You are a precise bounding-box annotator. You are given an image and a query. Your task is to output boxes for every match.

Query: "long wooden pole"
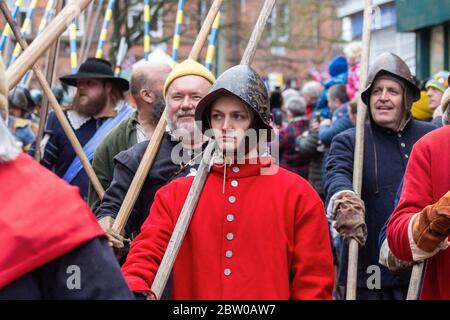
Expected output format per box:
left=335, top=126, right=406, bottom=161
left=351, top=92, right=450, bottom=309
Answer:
left=5, top=0, right=93, bottom=89
left=111, top=0, right=223, bottom=236
left=149, top=0, right=277, bottom=300
left=347, top=0, right=373, bottom=300
left=406, top=262, right=424, bottom=300
left=81, top=0, right=104, bottom=61
left=34, top=0, right=63, bottom=161
left=0, top=0, right=105, bottom=199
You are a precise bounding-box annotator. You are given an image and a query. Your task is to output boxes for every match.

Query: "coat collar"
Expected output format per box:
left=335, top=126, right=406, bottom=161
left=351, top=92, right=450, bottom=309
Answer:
left=210, top=156, right=276, bottom=178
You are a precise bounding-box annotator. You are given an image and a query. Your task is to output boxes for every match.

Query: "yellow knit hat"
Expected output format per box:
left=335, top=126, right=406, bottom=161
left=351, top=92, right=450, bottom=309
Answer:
left=163, top=59, right=215, bottom=97
left=0, top=57, right=8, bottom=120
left=411, top=91, right=433, bottom=121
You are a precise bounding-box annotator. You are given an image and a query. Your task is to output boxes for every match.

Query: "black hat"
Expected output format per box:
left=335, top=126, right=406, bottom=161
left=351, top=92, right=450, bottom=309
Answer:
left=59, top=57, right=129, bottom=91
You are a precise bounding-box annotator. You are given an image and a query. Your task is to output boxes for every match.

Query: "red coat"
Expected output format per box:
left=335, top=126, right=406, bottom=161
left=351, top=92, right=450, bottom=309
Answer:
left=122, top=157, right=334, bottom=300
left=387, top=125, right=450, bottom=300
left=0, top=153, right=105, bottom=288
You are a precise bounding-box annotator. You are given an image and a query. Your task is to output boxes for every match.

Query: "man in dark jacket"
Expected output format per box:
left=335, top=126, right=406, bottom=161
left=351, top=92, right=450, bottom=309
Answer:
left=95, top=59, right=215, bottom=253
left=324, top=52, right=436, bottom=300
left=28, top=58, right=133, bottom=201
left=88, top=61, right=172, bottom=214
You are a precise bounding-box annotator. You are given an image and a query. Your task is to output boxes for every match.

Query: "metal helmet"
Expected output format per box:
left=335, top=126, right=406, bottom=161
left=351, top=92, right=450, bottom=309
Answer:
left=8, top=87, right=33, bottom=113
left=195, top=65, right=272, bottom=134
left=361, top=52, right=420, bottom=108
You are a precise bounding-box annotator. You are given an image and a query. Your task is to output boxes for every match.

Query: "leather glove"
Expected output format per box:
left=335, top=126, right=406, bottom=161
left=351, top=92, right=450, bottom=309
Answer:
left=332, top=191, right=368, bottom=247
left=97, top=216, right=131, bottom=257
left=412, top=191, right=450, bottom=253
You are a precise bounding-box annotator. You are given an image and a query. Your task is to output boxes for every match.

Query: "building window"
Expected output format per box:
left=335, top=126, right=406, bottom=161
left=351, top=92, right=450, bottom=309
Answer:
left=430, top=25, right=445, bottom=74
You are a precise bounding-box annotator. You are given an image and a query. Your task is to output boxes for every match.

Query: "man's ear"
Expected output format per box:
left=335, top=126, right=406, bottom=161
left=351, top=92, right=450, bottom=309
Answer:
left=141, top=89, right=155, bottom=104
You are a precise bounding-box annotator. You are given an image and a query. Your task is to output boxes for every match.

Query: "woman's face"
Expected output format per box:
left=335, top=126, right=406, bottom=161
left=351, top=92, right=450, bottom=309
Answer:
left=210, top=95, right=253, bottom=156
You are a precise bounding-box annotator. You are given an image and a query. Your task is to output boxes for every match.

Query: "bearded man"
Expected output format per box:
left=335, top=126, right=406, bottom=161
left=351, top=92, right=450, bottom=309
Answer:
left=29, top=58, right=133, bottom=201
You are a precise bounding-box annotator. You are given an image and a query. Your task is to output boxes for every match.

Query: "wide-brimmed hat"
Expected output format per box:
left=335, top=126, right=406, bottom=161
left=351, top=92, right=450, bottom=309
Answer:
left=60, top=57, right=129, bottom=91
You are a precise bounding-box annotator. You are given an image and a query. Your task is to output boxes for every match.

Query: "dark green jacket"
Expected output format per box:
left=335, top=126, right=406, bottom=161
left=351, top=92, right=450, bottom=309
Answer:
left=88, top=111, right=139, bottom=212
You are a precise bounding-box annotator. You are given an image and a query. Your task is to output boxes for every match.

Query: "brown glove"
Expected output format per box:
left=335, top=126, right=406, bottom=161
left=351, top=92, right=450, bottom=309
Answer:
left=97, top=216, right=131, bottom=257
left=412, top=191, right=450, bottom=253
left=332, top=192, right=368, bottom=247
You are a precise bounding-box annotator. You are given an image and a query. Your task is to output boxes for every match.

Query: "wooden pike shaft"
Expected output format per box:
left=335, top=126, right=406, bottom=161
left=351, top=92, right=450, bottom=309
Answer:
left=188, top=0, right=221, bottom=60
left=0, top=0, right=105, bottom=199
left=150, top=140, right=216, bottom=299
left=240, top=0, right=276, bottom=66
left=35, top=0, right=63, bottom=161
left=149, top=0, right=278, bottom=299
left=5, top=0, right=93, bottom=89
left=406, top=262, right=424, bottom=300
left=111, top=0, right=224, bottom=236
left=347, top=0, right=373, bottom=301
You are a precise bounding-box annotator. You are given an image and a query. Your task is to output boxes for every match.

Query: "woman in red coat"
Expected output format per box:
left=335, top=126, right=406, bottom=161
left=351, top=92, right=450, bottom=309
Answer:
left=121, top=65, right=334, bottom=300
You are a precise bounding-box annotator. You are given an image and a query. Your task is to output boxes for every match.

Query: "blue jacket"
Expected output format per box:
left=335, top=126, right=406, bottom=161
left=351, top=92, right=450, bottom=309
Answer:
left=316, top=56, right=348, bottom=119
left=324, top=119, right=436, bottom=289
left=319, top=103, right=353, bottom=146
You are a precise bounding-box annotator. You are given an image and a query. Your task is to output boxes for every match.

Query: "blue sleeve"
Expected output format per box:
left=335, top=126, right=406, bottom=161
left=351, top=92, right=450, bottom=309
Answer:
left=378, top=178, right=404, bottom=249
left=323, top=131, right=355, bottom=206
left=29, top=112, right=60, bottom=169
left=319, top=116, right=353, bottom=146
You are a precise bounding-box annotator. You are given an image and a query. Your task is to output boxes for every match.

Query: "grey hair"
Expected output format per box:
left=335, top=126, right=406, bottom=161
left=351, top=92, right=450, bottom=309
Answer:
left=0, top=116, right=22, bottom=163
left=443, top=104, right=450, bottom=126
left=286, top=96, right=306, bottom=117
left=301, top=81, right=323, bottom=99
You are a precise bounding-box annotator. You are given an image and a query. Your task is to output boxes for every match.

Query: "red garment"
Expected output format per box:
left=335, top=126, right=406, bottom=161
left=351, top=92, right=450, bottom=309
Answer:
left=387, top=126, right=450, bottom=300
left=0, top=153, right=105, bottom=288
left=122, top=157, right=334, bottom=300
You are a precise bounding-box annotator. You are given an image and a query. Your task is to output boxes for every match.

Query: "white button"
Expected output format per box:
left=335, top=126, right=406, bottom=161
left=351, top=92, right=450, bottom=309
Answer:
left=232, top=167, right=240, bottom=173
left=226, top=250, right=233, bottom=258
left=231, top=180, right=238, bottom=187
left=227, top=214, right=235, bottom=222
left=398, top=133, right=402, bottom=138
left=405, top=154, right=409, bottom=159
left=401, top=143, right=406, bottom=148
left=226, top=233, right=234, bottom=241
left=229, top=196, right=236, bottom=204
left=224, top=268, right=232, bottom=276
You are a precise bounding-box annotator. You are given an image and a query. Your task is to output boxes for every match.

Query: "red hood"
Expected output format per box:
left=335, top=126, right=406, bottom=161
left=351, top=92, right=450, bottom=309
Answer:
left=0, top=153, right=105, bottom=288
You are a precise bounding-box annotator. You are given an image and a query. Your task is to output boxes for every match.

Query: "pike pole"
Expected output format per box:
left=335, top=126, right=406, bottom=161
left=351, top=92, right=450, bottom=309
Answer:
left=34, top=0, right=64, bottom=162
left=347, top=0, right=373, bottom=300
left=0, top=0, right=105, bottom=199
left=5, top=0, right=94, bottom=89
left=149, top=0, right=278, bottom=300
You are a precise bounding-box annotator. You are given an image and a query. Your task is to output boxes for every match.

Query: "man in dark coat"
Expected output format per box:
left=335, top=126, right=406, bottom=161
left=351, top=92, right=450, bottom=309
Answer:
left=324, top=52, right=436, bottom=300
left=28, top=58, right=133, bottom=201
left=95, top=59, right=215, bottom=253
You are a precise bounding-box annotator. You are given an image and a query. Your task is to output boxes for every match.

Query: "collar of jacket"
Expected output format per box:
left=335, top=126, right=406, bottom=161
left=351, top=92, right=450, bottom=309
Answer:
left=210, top=156, right=276, bottom=179
left=370, top=116, right=412, bottom=135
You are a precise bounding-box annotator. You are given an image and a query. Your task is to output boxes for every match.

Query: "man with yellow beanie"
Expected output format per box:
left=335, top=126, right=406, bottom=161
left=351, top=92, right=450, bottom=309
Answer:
left=95, top=59, right=214, bottom=274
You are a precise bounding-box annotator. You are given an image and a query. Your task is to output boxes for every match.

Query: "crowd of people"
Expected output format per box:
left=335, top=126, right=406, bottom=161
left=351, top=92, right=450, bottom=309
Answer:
left=1, top=40, right=449, bottom=300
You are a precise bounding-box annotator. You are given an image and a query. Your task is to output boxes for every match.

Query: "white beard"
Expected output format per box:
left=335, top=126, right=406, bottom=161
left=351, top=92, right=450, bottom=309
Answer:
left=0, top=116, right=22, bottom=163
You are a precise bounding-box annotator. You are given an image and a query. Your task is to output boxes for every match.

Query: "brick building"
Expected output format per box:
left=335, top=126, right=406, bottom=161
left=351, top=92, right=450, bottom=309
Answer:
left=1, top=0, right=343, bottom=91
